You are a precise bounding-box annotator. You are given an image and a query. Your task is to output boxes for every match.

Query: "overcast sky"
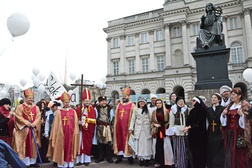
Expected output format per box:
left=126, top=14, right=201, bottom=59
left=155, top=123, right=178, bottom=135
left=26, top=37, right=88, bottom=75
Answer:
left=0, top=0, right=162, bottom=88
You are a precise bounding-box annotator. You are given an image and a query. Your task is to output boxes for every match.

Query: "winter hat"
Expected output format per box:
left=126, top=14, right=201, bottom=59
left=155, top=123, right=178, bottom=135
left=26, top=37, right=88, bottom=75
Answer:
left=0, top=98, right=11, bottom=106
left=220, top=85, right=232, bottom=95
left=150, top=93, right=157, bottom=99
left=138, top=96, right=146, bottom=103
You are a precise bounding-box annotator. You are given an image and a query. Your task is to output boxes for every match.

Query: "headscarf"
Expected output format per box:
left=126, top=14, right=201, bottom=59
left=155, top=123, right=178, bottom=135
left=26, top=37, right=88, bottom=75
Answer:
left=0, top=98, right=11, bottom=117
left=0, top=106, right=10, bottom=118
left=193, top=96, right=207, bottom=111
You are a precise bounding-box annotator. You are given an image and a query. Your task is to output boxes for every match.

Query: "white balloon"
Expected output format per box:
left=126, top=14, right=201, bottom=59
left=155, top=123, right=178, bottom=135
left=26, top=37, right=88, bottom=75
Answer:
left=38, top=74, right=45, bottom=82
left=68, top=90, right=73, bottom=95
left=33, top=78, right=40, bottom=87
left=38, top=85, right=45, bottom=93
left=101, top=77, right=106, bottom=84
left=32, top=67, right=40, bottom=76
left=7, top=13, right=30, bottom=37
left=4, top=82, right=11, bottom=90
left=19, top=78, right=27, bottom=87
left=243, top=68, right=252, bottom=83
left=31, top=74, right=36, bottom=81
left=0, top=90, right=7, bottom=98
left=69, top=73, right=76, bottom=81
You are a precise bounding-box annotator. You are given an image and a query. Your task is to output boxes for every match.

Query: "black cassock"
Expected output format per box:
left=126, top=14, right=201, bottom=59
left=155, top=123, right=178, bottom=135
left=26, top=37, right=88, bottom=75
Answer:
left=206, top=105, right=225, bottom=168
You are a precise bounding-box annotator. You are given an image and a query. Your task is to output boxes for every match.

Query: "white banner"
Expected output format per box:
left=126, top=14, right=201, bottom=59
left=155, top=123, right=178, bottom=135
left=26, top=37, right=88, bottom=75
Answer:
left=70, top=87, right=79, bottom=106
left=45, top=71, right=66, bottom=99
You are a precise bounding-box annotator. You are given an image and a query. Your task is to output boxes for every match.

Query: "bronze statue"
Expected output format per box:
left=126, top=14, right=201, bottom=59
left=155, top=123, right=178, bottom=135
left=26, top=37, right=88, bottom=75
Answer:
left=199, top=3, right=223, bottom=49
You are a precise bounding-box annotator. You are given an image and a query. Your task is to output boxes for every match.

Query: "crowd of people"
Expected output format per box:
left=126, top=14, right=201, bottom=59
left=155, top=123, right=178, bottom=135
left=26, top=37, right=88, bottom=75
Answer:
left=0, top=85, right=252, bottom=168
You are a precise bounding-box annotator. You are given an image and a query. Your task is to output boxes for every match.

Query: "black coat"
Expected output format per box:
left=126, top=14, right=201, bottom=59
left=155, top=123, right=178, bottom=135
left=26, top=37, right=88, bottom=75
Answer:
left=186, top=103, right=207, bottom=168
left=0, top=113, right=10, bottom=136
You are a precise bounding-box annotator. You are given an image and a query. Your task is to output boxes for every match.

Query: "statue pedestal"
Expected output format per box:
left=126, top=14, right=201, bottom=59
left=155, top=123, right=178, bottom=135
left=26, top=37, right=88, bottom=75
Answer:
left=192, top=47, right=232, bottom=90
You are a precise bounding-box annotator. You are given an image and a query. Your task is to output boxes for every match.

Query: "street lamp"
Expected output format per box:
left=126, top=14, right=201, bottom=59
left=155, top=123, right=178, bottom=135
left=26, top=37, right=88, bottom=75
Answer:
left=92, top=91, right=95, bottom=104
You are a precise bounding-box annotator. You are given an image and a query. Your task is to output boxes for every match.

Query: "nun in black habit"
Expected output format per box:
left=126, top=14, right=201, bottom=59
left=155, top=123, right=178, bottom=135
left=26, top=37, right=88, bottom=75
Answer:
left=184, top=96, right=207, bottom=168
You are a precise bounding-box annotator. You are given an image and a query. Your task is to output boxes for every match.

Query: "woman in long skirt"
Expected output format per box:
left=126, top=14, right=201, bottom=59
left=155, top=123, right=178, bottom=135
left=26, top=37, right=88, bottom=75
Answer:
left=129, top=96, right=152, bottom=166
left=151, top=99, right=174, bottom=167
left=169, top=96, right=189, bottom=168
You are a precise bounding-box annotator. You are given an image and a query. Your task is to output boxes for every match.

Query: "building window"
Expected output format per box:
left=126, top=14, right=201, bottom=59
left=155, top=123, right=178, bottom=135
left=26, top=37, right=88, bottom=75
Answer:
left=231, top=42, right=243, bottom=63
left=156, top=30, right=163, bottom=41
left=113, top=37, right=119, bottom=48
left=113, top=62, right=119, bottom=75
left=142, top=58, right=149, bottom=73
left=141, top=33, right=148, bottom=44
left=157, top=56, right=165, bottom=71
left=173, top=27, right=181, bottom=37
left=128, top=35, right=135, bottom=46
left=229, top=17, right=237, bottom=30
left=128, top=60, right=135, bottom=74
left=192, top=24, right=199, bottom=36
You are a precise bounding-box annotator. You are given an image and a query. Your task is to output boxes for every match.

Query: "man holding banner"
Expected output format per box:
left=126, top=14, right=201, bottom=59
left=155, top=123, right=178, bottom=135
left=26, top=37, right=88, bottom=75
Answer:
left=12, top=88, right=41, bottom=167
left=75, top=88, right=96, bottom=166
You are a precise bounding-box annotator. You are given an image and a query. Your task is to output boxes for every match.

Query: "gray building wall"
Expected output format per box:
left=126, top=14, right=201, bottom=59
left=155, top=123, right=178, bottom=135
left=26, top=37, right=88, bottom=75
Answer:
left=104, top=0, right=252, bottom=104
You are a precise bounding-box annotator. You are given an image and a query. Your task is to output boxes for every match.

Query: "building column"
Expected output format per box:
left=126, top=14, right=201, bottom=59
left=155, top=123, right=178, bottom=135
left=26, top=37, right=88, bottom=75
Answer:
left=148, top=30, right=155, bottom=71
left=244, top=8, right=252, bottom=59
left=164, top=23, right=172, bottom=67
left=134, top=33, right=141, bottom=73
left=181, top=20, right=189, bottom=65
left=120, top=35, right=126, bottom=74
left=240, top=12, right=250, bottom=62
left=106, top=37, right=112, bottom=75
left=186, top=22, right=193, bottom=65
left=222, top=16, right=229, bottom=48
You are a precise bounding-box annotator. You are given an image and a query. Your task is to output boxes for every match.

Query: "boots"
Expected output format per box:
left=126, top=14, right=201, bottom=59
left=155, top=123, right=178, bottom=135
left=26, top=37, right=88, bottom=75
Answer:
left=91, top=145, right=99, bottom=160
left=95, top=144, right=104, bottom=163
left=114, top=155, right=123, bottom=164
left=105, top=144, right=114, bottom=163
left=139, top=160, right=144, bottom=166
left=128, top=157, right=133, bottom=164
left=144, top=160, right=150, bottom=167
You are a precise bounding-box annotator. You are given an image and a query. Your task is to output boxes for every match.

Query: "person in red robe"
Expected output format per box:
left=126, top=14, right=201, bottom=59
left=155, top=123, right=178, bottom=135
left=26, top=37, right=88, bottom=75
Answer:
left=0, top=98, right=14, bottom=146
left=113, top=86, right=136, bottom=164
left=75, top=88, right=96, bottom=166
left=46, top=92, right=79, bottom=168
left=220, top=88, right=251, bottom=168
left=12, top=88, right=41, bottom=167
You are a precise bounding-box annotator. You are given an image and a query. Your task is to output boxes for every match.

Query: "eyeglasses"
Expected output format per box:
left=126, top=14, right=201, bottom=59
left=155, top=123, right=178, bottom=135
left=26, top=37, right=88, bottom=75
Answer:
left=192, top=100, right=196, bottom=102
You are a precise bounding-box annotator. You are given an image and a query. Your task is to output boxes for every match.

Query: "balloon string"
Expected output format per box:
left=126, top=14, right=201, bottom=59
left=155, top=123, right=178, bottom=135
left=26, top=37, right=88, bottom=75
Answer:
left=0, top=37, right=13, bottom=57
left=0, top=48, right=6, bottom=57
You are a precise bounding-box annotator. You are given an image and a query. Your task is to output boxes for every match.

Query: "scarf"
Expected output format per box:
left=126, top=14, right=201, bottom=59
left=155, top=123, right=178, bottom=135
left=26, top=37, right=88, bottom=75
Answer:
left=0, top=106, right=10, bottom=118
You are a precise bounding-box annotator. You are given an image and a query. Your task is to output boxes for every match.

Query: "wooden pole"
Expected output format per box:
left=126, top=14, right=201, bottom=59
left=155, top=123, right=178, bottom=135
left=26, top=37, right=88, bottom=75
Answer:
left=70, top=74, right=94, bottom=107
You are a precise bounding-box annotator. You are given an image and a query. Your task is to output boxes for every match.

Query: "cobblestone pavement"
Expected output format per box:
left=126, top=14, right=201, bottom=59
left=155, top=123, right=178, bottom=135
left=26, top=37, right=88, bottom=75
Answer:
left=29, top=157, right=156, bottom=168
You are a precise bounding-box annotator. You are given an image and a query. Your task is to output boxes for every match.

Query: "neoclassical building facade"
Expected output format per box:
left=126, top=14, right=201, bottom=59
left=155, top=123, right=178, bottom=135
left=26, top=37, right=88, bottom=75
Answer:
left=103, top=0, right=252, bottom=103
